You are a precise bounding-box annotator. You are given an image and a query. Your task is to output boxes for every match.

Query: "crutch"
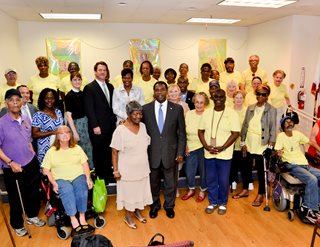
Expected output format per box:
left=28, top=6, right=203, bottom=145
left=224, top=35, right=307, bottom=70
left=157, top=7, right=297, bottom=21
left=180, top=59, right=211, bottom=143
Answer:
left=0, top=199, right=16, bottom=246
left=263, top=156, right=271, bottom=212
left=16, top=180, right=32, bottom=238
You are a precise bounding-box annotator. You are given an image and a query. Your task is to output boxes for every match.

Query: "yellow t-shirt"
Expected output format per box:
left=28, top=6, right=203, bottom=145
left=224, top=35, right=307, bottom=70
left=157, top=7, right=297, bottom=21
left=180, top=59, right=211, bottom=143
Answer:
left=135, top=77, right=157, bottom=104
left=269, top=83, right=289, bottom=109
left=234, top=107, right=247, bottom=151
left=0, top=83, right=20, bottom=108
left=198, top=107, right=240, bottom=160
left=244, top=91, right=257, bottom=107
left=194, top=81, right=211, bottom=98
left=185, top=110, right=203, bottom=152
left=59, top=75, right=89, bottom=93
left=28, top=74, right=60, bottom=106
left=190, top=78, right=210, bottom=92
left=275, top=130, right=309, bottom=165
left=42, top=145, right=88, bottom=181
left=219, top=71, right=244, bottom=91
left=242, top=67, right=268, bottom=93
left=225, top=95, right=234, bottom=108
left=245, top=106, right=267, bottom=155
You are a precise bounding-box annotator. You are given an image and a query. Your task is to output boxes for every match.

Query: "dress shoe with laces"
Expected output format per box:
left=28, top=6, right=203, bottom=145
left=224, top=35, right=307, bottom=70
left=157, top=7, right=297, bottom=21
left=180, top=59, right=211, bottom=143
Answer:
left=149, top=208, right=159, bottom=219
left=165, top=208, right=175, bottom=219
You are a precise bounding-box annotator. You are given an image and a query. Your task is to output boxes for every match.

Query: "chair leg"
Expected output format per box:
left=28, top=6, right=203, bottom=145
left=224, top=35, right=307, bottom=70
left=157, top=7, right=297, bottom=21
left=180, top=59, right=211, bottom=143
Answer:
left=311, top=222, right=320, bottom=247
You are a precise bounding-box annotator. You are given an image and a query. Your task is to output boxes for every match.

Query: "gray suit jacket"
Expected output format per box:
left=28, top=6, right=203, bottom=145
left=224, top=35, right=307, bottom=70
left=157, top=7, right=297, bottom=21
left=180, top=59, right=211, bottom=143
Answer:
left=142, top=101, right=186, bottom=169
left=0, top=103, right=38, bottom=120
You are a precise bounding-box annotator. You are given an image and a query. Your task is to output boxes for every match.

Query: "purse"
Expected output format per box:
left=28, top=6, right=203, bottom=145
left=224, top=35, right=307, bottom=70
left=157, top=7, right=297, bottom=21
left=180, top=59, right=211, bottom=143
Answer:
left=93, top=177, right=108, bottom=213
left=148, top=233, right=165, bottom=246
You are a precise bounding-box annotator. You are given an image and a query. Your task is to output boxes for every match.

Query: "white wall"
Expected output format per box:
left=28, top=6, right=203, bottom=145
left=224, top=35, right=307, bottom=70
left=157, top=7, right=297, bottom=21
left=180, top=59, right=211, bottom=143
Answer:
left=18, top=22, right=248, bottom=83
left=0, top=10, right=21, bottom=85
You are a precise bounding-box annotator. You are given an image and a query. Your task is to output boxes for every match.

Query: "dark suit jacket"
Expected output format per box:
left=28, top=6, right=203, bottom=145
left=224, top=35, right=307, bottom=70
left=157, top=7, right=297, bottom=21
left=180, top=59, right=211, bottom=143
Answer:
left=83, top=80, right=116, bottom=135
left=143, top=101, right=186, bottom=169
left=185, top=90, right=195, bottom=110
left=0, top=103, right=38, bottom=119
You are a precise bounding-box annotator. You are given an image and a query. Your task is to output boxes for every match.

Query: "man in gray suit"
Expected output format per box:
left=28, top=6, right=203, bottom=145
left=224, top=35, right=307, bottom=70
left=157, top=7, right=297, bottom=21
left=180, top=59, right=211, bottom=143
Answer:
left=142, top=81, right=186, bottom=219
left=0, top=85, right=37, bottom=119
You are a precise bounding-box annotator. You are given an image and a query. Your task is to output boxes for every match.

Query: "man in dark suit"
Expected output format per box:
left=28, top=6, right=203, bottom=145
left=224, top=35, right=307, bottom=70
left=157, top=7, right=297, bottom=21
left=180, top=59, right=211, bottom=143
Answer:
left=143, top=81, right=186, bottom=219
left=84, top=61, right=116, bottom=183
left=177, top=76, right=195, bottom=110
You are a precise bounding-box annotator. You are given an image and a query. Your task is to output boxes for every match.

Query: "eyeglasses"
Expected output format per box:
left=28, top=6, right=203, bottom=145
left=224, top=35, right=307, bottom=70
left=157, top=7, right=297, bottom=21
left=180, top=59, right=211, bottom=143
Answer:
left=256, top=92, right=268, bottom=97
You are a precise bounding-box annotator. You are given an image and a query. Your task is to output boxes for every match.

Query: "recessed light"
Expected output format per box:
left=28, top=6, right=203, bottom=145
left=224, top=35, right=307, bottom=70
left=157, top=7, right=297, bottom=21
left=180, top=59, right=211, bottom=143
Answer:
left=186, top=17, right=240, bottom=24
left=117, top=2, right=127, bottom=6
left=218, top=0, right=296, bottom=8
left=39, top=13, right=101, bottom=20
left=187, top=7, right=197, bottom=11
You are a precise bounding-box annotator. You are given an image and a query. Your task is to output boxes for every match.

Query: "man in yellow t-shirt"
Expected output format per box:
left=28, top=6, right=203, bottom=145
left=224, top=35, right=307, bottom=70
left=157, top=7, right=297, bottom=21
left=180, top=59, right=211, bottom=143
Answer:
left=60, top=62, right=89, bottom=93
left=219, top=57, right=243, bottom=92
left=0, top=68, right=20, bottom=108
left=275, top=116, right=320, bottom=224
left=198, top=89, right=240, bottom=215
left=242, top=55, right=268, bottom=94
left=112, top=60, right=139, bottom=89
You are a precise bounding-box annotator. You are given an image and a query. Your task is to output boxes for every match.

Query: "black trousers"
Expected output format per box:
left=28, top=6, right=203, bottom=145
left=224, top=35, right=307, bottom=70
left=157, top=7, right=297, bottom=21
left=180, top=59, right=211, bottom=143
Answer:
left=150, top=162, right=177, bottom=210
left=89, top=132, right=113, bottom=183
left=243, top=153, right=265, bottom=194
left=3, top=156, right=41, bottom=229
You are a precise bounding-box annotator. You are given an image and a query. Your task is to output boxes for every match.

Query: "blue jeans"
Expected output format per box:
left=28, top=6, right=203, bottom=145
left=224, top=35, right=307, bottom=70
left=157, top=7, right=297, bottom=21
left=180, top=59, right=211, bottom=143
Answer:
left=184, top=148, right=207, bottom=190
left=287, top=164, right=320, bottom=210
left=56, top=174, right=88, bottom=216
left=205, top=158, right=231, bottom=205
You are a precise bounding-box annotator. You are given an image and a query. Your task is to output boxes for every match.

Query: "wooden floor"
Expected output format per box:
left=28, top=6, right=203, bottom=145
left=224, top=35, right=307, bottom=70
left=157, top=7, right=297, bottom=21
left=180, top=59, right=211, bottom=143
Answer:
left=0, top=182, right=317, bottom=247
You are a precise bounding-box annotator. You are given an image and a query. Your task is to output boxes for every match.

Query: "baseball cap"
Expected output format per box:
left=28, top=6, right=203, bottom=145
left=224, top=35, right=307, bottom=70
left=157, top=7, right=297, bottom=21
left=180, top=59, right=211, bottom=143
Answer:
left=224, top=57, right=235, bottom=64
left=209, top=80, right=220, bottom=88
left=5, top=89, right=22, bottom=100
left=4, top=68, right=17, bottom=75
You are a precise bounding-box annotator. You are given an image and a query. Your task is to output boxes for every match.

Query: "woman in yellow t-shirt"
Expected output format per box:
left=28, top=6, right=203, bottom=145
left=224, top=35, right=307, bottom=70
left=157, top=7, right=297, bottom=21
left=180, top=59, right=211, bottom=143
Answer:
left=182, top=92, right=209, bottom=202
left=225, top=80, right=238, bottom=108
left=269, top=70, right=291, bottom=131
left=245, top=76, right=262, bottom=107
left=42, top=126, right=94, bottom=235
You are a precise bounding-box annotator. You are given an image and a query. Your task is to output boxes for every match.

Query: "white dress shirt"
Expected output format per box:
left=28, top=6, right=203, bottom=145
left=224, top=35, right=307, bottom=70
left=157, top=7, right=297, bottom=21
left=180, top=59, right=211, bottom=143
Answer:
left=96, top=79, right=110, bottom=104
left=154, top=100, right=168, bottom=124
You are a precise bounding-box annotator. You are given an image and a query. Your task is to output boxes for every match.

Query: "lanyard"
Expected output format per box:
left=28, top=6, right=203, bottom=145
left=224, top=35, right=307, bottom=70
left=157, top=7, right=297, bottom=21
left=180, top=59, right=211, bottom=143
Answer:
left=210, top=108, right=225, bottom=139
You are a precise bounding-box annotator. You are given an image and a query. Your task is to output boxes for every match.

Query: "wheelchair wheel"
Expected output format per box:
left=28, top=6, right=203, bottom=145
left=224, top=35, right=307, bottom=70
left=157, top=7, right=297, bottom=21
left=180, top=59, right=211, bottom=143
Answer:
left=57, top=226, right=71, bottom=240
left=288, top=209, right=295, bottom=221
left=272, top=190, right=288, bottom=211
left=94, top=216, right=106, bottom=229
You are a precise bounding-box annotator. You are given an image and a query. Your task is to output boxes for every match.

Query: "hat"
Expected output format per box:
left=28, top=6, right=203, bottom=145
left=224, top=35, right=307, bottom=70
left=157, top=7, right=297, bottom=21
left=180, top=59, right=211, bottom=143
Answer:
left=209, top=80, right=220, bottom=88
left=280, top=115, right=292, bottom=131
left=224, top=57, right=235, bottom=64
left=5, top=89, right=22, bottom=100
left=4, top=68, right=17, bottom=75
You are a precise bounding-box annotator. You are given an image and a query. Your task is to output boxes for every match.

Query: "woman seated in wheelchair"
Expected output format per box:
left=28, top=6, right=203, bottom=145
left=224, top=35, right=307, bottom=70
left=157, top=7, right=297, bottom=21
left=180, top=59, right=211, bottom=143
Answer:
left=42, top=125, right=94, bottom=235
left=275, top=115, right=320, bottom=224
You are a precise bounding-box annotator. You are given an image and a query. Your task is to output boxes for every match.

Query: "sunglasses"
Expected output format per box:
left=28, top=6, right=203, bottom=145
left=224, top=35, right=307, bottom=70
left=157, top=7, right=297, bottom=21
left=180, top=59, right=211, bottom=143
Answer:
left=256, top=92, right=268, bottom=97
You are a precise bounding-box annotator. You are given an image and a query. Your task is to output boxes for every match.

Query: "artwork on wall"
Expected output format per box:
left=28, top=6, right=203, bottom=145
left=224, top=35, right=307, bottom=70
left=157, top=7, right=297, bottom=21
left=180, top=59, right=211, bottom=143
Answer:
left=129, top=38, right=160, bottom=75
left=198, top=39, right=226, bottom=74
left=46, top=38, right=81, bottom=78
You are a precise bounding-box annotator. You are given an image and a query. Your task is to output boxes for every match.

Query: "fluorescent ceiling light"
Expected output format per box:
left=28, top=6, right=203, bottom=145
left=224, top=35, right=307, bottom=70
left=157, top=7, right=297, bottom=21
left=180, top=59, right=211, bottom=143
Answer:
left=218, top=0, right=296, bottom=8
left=40, top=13, right=101, bottom=20
left=186, top=18, right=240, bottom=24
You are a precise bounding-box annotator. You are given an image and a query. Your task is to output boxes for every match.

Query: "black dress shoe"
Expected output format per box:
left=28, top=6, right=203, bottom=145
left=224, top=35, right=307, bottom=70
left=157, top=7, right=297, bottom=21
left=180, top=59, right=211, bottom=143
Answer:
left=165, top=208, right=175, bottom=219
left=149, top=208, right=159, bottom=219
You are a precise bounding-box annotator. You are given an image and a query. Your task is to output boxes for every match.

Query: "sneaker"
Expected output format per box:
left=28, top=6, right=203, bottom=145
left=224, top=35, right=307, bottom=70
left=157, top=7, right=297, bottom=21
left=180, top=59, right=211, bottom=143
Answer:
left=232, top=182, right=237, bottom=190
left=205, top=204, right=218, bottom=214
left=300, top=204, right=318, bottom=224
left=14, top=227, right=28, bottom=237
left=26, top=217, right=46, bottom=227
left=218, top=205, right=227, bottom=215
left=248, top=183, right=254, bottom=191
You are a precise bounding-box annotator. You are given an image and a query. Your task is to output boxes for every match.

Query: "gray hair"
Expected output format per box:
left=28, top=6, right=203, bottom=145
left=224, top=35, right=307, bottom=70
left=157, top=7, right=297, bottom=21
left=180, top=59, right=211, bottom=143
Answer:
left=126, top=100, right=143, bottom=115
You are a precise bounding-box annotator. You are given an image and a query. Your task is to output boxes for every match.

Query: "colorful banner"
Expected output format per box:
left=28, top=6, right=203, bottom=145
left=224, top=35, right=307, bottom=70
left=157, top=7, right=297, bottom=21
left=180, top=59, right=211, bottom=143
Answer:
left=198, top=39, right=226, bottom=75
left=129, top=38, right=160, bottom=75
left=46, top=38, right=81, bottom=78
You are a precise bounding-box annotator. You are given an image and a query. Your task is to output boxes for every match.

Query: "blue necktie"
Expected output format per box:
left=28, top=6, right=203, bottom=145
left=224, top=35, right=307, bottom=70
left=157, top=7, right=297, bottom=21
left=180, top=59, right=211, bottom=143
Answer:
left=158, top=104, right=164, bottom=134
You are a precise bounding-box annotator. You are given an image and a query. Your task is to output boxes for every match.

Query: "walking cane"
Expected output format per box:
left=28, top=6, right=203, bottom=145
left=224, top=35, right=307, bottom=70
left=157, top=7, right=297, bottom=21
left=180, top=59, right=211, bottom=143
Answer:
left=0, top=199, right=16, bottom=247
left=263, top=156, right=271, bottom=212
left=16, top=180, right=32, bottom=238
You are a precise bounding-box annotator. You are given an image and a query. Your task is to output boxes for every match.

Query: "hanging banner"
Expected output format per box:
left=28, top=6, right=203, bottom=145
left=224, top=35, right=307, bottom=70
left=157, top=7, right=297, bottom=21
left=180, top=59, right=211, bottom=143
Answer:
left=46, top=38, right=81, bottom=78
left=129, top=38, right=160, bottom=75
left=198, top=39, right=226, bottom=75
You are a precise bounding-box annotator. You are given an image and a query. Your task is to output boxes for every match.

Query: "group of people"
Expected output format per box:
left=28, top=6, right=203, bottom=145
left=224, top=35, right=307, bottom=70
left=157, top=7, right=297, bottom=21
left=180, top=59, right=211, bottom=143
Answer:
left=1, top=53, right=320, bottom=238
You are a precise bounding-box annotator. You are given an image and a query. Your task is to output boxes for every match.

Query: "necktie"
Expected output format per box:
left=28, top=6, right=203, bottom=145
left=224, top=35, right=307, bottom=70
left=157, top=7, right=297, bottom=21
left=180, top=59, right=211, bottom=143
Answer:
left=158, top=104, right=164, bottom=134
left=102, top=83, right=110, bottom=104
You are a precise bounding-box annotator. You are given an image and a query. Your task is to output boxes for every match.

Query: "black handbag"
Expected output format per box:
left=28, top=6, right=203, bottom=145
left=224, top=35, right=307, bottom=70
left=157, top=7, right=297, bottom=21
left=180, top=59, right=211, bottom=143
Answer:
left=148, top=233, right=165, bottom=246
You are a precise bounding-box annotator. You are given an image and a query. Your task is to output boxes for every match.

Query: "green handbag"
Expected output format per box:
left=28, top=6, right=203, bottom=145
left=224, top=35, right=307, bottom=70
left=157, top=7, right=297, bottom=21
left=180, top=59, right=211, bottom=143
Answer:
left=93, top=177, right=108, bottom=213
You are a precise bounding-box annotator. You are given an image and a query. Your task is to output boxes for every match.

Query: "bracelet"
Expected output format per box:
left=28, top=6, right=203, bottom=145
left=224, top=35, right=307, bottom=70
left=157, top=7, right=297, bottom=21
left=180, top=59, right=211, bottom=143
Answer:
left=267, top=144, right=274, bottom=149
left=240, top=141, right=246, bottom=147
left=113, top=171, right=119, bottom=175
left=7, top=159, right=13, bottom=166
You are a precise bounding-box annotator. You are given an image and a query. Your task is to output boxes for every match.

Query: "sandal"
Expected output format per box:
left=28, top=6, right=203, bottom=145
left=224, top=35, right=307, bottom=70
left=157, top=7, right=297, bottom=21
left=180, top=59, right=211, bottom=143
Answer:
left=252, top=195, right=263, bottom=207
left=134, top=212, right=147, bottom=223
left=123, top=217, right=137, bottom=229
left=232, top=192, right=249, bottom=199
left=195, top=193, right=206, bottom=203
left=181, top=190, right=195, bottom=200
